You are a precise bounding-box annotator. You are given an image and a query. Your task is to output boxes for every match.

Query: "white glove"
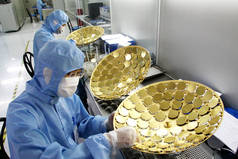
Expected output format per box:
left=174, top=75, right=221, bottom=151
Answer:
left=104, top=127, right=137, bottom=148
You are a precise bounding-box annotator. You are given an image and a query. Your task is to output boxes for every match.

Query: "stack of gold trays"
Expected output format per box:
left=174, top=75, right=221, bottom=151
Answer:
left=113, top=80, right=224, bottom=154
left=90, top=46, right=151, bottom=100
left=66, top=26, right=104, bottom=46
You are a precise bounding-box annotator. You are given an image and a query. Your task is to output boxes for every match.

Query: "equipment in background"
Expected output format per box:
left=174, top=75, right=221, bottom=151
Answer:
left=0, top=0, right=10, bottom=4
left=99, top=6, right=110, bottom=19
left=67, top=18, right=80, bottom=33
left=75, top=0, right=83, bottom=26
left=23, top=52, right=34, bottom=78
left=88, top=2, right=103, bottom=19
left=101, top=34, right=136, bottom=54
left=0, top=117, right=9, bottom=159
left=26, top=8, right=34, bottom=23
left=23, top=41, right=34, bottom=78
left=0, top=1, right=25, bottom=32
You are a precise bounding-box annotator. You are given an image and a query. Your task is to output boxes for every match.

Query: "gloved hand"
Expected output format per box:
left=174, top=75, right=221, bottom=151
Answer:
left=104, top=127, right=137, bottom=148
left=104, top=112, right=115, bottom=131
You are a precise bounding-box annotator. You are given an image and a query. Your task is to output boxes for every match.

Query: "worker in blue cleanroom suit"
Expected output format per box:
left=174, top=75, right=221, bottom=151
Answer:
left=33, top=9, right=88, bottom=113
left=37, top=0, right=47, bottom=21
left=6, top=40, right=137, bottom=159
left=33, top=10, right=68, bottom=66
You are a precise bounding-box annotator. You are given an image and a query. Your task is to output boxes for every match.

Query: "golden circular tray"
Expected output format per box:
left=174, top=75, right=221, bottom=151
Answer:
left=66, top=26, right=104, bottom=45
left=90, top=46, right=151, bottom=100
left=113, top=80, right=224, bottom=154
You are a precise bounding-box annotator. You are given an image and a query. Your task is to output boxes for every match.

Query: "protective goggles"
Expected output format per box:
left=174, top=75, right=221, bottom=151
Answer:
left=65, top=69, right=84, bottom=78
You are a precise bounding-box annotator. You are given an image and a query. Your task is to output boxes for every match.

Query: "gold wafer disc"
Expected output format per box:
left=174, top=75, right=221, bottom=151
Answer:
left=160, top=101, right=170, bottom=111
left=155, top=111, right=167, bottom=122
left=186, top=121, right=198, bottom=131
left=209, top=115, right=221, bottom=125
left=177, top=116, right=187, bottom=126
left=135, top=103, right=147, bottom=112
left=202, top=90, right=213, bottom=101
left=90, top=46, right=151, bottom=100
left=211, top=106, right=222, bottom=116
left=177, top=82, right=186, bottom=90
left=141, top=112, right=153, bottom=121
left=149, top=119, right=160, bottom=129
left=186, top=134, right=197, bottom=142
left=172, top=100, right=183, bottom=110
left=157, top=128, right=169, bottom=137
left=129, top=110, right=141, bottom=119
left=199, top=114, right=211, bottom=125
left=182, top=104, right=194, bottom=114
left=195, top=125, right=207, bottom=134
left=196, top=86, right=206, bottom=95
left=170, top=126, right=183, bottom=136
left=153, top=93, right=163, bottom=103
left=118, top=107, right=129, bottom=116
left=138, top=119, right=149, bottom=129
left=164, top=136, right=176, bottom=144
left=115, top=115, right=126, bottom=124
left=157, top=84, right=166, bottom=92
left=174, top=91, right=185, bottom=101
left=148, top=104, right=159, bottom=114
left=168, top=109, right=180, bottom=119
left=194, top=134, right=206, bottom=143
left=193, top=97, right=203, bottom=108
left=203, top=126, right=216, bottom=135
left=113, top=80, right=224, bottom=154
left=140, top=129, right=154, bottom=137
left=209, top=98, right=219, bottom=108
left=123, top=100, right=135, bottom=110
left=184, top=93, right=195, bottom=103
left=188, top=110, right=199, bottom=121
left=127, top=118, right=137, bottom=127
left=152, top=135, right=162, bottom=142
left=66, top=26, right=104, bottom=45
left=199, top=105, right=210, bottom=116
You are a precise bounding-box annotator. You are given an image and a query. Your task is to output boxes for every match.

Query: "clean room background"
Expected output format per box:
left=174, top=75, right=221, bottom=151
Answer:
left=158, top=0, right=238, bottom=110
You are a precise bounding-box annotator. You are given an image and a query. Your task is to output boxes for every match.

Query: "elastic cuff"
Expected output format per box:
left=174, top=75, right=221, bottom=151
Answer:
left=85, top=133, right=112, bottom=158
left=110, top=131, right=118, bottom=148
left=104, top=131, right=118, bottom=157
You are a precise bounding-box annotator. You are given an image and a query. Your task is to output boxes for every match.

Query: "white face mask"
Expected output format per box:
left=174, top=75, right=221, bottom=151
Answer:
left=57, top=77, right=79, bottom=97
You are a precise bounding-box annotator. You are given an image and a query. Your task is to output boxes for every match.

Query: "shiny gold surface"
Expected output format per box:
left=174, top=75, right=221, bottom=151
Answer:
left=90, top=46, right=151, bottom=100
left=118, top=107, right=129, bottom=116
left=66, top=26, right=104, bottom=45
left=141, top=112, right=153, bottom=121
left=168, top=109, right=179, bottom=119
left=113, top=80, right=224, bottom=154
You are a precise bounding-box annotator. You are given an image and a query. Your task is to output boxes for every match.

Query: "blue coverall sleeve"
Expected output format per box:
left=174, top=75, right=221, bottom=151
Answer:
left=7, top=107, right=112, bottom=159
left=73, top=95, right=108, bottom=138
